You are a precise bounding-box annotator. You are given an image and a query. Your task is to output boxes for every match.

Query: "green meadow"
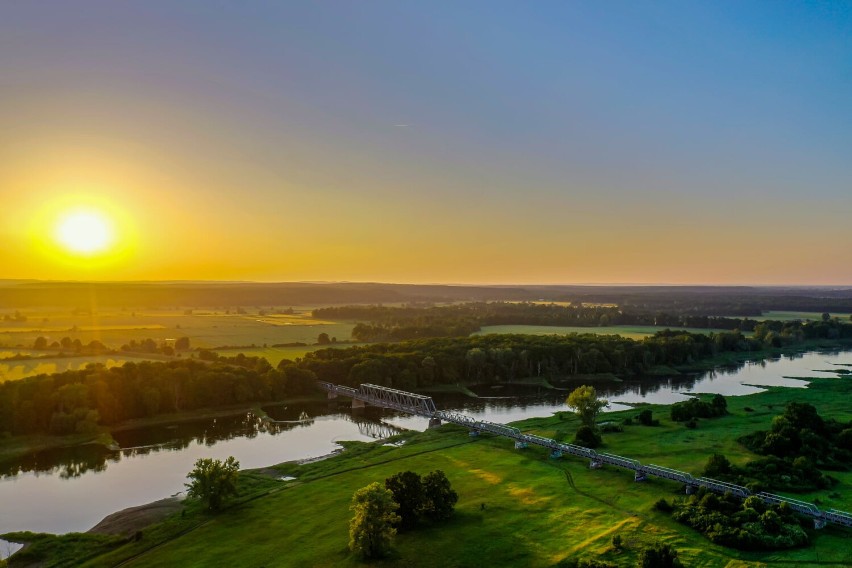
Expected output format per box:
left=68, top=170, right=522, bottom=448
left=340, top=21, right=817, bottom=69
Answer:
left=474, top=324, right=742, bottom=340
left=0, top=308, right=355, bottom=380
left=27, top=370, right=849, bottom=568
left=750, top=311, right=852, bottom=322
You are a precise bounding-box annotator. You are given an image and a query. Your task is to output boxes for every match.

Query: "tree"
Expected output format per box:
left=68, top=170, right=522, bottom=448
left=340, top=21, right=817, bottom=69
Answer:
left=566, top=385, right=608, bottom=430
left=385, top=471, right=424, bottom=530
left=33, top=336, right=48, bottom=349
left=637, top=541, right=682, bottom=568
left=317, top=332, right=331, bottom=345
left=175, top=336, right=191, bottom=350
left=349, top=482, right=400, bottom=559
left=185, top=456, right=240, bottom=512
left=422, top=470, right=458, bottom=522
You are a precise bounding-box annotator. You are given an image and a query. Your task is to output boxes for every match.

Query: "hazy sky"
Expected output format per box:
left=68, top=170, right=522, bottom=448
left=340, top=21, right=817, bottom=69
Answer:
left=1, top=1, right=850, bottom=284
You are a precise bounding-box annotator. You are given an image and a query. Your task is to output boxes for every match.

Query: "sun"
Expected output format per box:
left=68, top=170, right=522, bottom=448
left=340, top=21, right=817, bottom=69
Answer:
left=54, top=208, right=115, bottom=256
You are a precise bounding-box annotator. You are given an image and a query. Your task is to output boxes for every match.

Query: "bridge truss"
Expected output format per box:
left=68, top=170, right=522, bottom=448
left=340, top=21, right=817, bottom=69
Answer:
left=317, top=381, right=852, bottom=529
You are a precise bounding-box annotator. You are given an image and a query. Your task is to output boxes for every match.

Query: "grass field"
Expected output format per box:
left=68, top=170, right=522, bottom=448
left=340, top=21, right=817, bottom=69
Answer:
left=33, top=369, right=850, bottom=568
left=474, top=324, right=741, bottom=340
left=749, top=311, right=852, bottom=322
left=212, top=343, right=370, bottom=367
left=0, top=308, right=355, bottom=380
left=0, top=308, right=354, bottom=351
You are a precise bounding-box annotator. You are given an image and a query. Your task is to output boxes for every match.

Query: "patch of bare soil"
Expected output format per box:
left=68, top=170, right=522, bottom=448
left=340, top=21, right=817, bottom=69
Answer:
left=87, top=497, right=183, bottom=536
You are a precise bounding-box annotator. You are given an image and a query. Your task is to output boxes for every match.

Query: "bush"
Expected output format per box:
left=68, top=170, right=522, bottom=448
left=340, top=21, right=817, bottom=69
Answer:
left=611, top=534, right=623, bottom=550
left=637, top=541, right=682, bottom=567
left=573, top=425, right=602, bottom=448
left=685, top=418, right=697, bottom=429
left=637, top=410, right=654, bottom=426
left=653, top=498, right=673, bottom=513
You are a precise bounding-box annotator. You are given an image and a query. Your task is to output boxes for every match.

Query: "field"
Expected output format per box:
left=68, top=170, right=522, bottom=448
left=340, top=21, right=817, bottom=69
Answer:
left=0, top=308, right=355, bottom=380
left=474, top=324, right=740, bottom=340
left=750, top=311, right=852, bottom=322
left=37, top=370, right=850, bottom=568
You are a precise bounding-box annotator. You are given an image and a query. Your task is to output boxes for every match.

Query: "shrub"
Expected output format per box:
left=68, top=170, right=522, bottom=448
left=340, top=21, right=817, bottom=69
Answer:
left=637, top=541, right=682, bottom=567
left=573, top=425, right=602, bottom=448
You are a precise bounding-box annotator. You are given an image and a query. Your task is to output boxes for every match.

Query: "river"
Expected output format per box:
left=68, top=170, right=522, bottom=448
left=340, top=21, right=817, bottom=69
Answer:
left=0, top=349, right=849, bottom=555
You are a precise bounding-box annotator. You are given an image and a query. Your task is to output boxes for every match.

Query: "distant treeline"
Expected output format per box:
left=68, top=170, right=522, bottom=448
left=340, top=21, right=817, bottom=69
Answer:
left=3, top=282, right=852, bottom=313
left=0, top=357, right=317, bottom=437
left=293, top=320, right=852, bottom=391
left=314, top=302, right=852, bottom=341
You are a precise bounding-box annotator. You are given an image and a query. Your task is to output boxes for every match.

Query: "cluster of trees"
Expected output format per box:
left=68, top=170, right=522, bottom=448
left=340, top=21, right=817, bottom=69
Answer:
left=663, top=490, right=809, bottom=550
left=0, top=359, right=318, bottom=437
left=670, top=394, right=728, bottom=423
left=349, top=470, right=457, bottom=559
left=740, top=402, right=852, bottom=468
left=29, top=336, right=109, bottom=354
left=296, top=323, right=852, bottom=392
left=120, top=337, right=190, bottom=356
left=702, top=402, right=852, bottom=492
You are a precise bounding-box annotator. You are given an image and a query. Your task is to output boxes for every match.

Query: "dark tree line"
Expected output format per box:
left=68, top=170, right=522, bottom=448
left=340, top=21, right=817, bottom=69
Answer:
left=295, top=321, right=852, bottom=391
left=0, top=359, right=318, bottom=437
left=315, top=302, right=852, bottom=342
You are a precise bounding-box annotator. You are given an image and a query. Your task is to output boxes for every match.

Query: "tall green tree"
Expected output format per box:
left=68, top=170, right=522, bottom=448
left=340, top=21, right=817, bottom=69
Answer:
left=566, top=385, right=608, bottom=430
left=385, top=471, right=424, bottom=530
left=185, top=456, right=240, bottom=512
left=349, top=482, right=400, bottom=559
left=422, top=470, right=458, bottom=522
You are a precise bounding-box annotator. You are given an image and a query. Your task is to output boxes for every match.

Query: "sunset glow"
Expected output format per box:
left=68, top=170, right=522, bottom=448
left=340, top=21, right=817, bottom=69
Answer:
left=54, top=209, right=114, bottom=256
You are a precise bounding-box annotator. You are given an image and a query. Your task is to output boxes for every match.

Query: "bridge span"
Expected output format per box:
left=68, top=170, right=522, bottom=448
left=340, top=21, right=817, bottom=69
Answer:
left=318, top=381, right=852, bottom=530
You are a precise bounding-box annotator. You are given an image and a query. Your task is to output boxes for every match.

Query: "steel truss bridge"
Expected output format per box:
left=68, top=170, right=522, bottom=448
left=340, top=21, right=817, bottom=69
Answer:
left=318, top=381, right=852, bottom=530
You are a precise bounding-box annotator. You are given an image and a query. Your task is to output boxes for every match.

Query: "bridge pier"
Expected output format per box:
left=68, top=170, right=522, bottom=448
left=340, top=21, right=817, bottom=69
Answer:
left=469, top=430, right=480, bottom=437
left=634, top=471, right=647, bottom=482
left=550, top=449, right=563, bottom=459
left=814, top=518, right=827, bottom=530
left=428, top=417, right=442, bottom=429
left=685, top=484, right=696, bottom=495
left=327, top=391, right=338, bottom=400
left=351, top=398, right=365, bottom=409
left=589, top=459, right=602, bottom=469
left=514, top=440, right=528, bottom=449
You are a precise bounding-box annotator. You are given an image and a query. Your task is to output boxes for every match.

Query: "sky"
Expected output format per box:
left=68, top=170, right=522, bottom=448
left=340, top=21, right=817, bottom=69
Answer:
left=1, top=1, right=850, bottom=285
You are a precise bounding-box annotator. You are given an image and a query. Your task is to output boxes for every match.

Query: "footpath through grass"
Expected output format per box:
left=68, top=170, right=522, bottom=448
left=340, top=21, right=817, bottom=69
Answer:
left=40, top=368, right=851, bottom=568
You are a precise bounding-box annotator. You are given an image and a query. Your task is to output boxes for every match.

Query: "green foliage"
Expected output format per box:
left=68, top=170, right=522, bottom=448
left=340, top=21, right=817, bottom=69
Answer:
left=566, top=385, right=608, bottom=430
left=385, top=471, right=424, bottom=530
left=185, top=456, right=240, bottom=512
left=573, top=425, right=602, bottom=448
left=637, top=541, right=682, bottom=567
left=349, top=482, right=400, bottom=559
left=384, top=469, right=458, bottom=529
left=421, top=469, right=458, bottom=522
left=670, top=395, right=728, bottom=422
left=670, top=489, right=809, bottom=550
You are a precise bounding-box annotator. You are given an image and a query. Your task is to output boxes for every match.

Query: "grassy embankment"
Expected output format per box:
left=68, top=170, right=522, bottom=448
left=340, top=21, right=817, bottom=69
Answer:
left=7, top=367, right=851, bottom=568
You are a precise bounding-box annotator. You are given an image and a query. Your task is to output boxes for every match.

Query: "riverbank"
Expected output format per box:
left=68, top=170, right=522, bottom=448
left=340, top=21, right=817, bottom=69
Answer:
left=6, top=360, right=851, bottom=567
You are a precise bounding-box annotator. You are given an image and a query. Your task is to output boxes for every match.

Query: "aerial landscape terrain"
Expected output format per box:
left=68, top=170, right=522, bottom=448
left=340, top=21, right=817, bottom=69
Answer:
left=2, top=2, right=851, bottom=567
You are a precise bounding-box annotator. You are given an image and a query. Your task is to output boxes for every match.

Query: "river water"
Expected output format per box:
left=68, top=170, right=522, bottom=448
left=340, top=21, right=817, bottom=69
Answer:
left=1, top=349, right=849, bottom=553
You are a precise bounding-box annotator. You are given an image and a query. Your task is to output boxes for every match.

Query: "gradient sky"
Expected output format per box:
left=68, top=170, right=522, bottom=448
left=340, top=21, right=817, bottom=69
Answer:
left=1, top=1, right=851, bottom=284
